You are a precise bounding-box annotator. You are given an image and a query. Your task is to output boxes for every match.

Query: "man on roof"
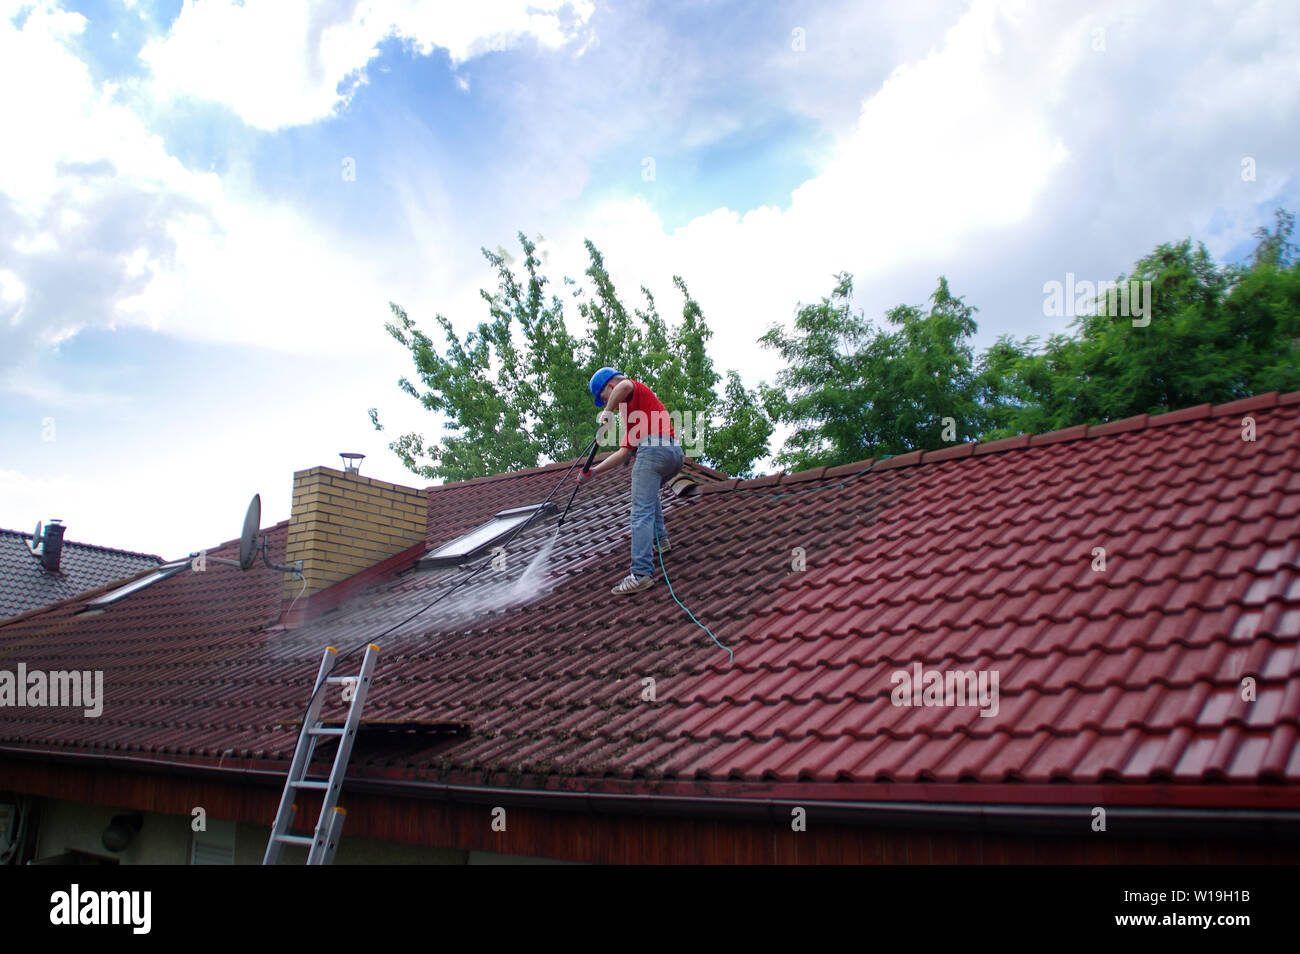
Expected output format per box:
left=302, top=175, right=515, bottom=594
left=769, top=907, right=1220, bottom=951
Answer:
left=577, top=367, right=683, bottom=595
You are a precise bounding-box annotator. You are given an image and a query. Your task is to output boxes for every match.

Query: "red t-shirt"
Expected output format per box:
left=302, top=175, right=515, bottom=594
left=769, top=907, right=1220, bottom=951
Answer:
left=618, top=380, right=676, bottom=451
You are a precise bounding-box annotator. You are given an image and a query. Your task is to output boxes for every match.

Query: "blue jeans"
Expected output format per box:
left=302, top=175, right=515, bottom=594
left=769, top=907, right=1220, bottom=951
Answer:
left=630, top=436, right=684, bottom=578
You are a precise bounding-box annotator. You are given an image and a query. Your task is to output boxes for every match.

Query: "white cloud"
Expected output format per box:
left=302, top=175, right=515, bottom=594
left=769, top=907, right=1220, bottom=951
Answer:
left=0, top=458, right=223, bottom=558
left=536, top=0, right=1300, bottom=385
left=0, top=349, right=446, bottom=559
left=0, top=10, right=214, bottom=218
left=139, top=0, right=596, bottom=131
left=0, top=268, right=24, bottom=312
left=538, top=0, right=1077, bottom=380
left=4, top=0, right=1299, bottom=531
left=0, top=4, right=212, bottom=367
left=1, top=368, right=135, bottom=410
left=0, top=0, right=603, bottom=378
left=0, top=1, right=459, bottom=381
left=110, top=188, right=404, bottom=354
left=0, top=467, right=94, bottom=531
left=9, top=0, right=1294, bottom=392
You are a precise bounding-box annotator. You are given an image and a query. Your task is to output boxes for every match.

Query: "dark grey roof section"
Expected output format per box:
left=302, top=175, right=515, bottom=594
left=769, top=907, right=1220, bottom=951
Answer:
left=0, top=528, right=162, bottom=621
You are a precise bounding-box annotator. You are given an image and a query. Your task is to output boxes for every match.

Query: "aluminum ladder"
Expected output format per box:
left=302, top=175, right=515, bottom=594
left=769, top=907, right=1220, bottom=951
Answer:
left=263, top=643, right=379, bottom=865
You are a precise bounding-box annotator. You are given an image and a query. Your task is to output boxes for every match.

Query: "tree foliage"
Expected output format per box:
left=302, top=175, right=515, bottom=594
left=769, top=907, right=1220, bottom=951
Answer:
left=759, top=273, right=984, bottom=469
left=373, top=233, right=770, bottom=482
left=977, top=208, right=1300, bottom=438
left=375, top=210, right=1298, bottom=483
left=761, top=209, right=1299, bottom=466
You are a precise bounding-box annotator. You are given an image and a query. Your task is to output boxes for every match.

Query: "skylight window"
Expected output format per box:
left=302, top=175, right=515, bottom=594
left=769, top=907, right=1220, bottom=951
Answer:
left=85, top=560, right=190, bottom=608
left=419, top=503, right=555, bottom=568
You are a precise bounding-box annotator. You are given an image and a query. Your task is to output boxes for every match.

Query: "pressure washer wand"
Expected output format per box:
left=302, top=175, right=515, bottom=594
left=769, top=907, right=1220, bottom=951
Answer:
left=558, top=438, right=600, bottom=527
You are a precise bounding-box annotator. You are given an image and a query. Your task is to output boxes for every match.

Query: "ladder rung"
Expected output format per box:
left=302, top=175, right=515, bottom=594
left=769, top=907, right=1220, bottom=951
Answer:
left=275, top=834, right=315, bottom=846
left=265, top=642, right=380, bottom=866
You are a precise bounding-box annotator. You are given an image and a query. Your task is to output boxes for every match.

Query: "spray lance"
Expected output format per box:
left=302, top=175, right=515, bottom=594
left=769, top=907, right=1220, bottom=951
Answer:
left=558, top=437, right=600, bottom=527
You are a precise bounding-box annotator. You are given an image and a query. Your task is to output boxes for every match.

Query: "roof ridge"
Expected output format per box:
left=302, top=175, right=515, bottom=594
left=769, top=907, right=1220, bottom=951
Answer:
left=424, top=452, right=720, bottom=492
left=425, top=453, right=609, bottom=492
left=696, top=389, right=1299, bottom=493
left=181, top=516, right=291, bottom=563
left=0, top=519, right=294, bottom=630
left=0, top=527, right=163, bottom=562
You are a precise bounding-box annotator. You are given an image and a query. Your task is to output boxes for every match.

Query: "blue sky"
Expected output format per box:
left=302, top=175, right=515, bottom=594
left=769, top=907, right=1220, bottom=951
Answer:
left=1, top=0, right=1298, bottom=559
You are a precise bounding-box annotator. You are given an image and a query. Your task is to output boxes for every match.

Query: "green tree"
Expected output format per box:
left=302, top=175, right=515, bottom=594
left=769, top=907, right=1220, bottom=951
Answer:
left=373, top=234, right=588, bottom=482
left=579, top=239, right=642, bottom=374
left=1248, top=208, right=1298, bottom=270
left=1226, top=209, right=1300, bottom=396
left=760, top=273, right=984, bottom=469
left=977, top=208, right=1300, bottom=437
left=668, top=276, right=720, bottom=455
left=373, top=233, right=769, bottom=481
left=633, top=286, right=680, bottom=398
left=710, top=370, right=774, bottom=477
left=974, top=332, right=1088, bottom=439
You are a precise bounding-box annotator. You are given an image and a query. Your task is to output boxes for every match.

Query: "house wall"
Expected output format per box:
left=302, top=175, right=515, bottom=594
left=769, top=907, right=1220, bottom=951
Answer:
left=36, top=799, right=190, bottom=864
left=4, top=760, right=1296, bottom=864
left=25, top=796, right=567, bottom=864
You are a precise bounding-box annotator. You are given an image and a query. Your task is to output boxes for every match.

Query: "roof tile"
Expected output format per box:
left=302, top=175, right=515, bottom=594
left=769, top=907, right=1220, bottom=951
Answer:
left=1215, top=392, right=1279, bottom=415
left=1028, top=424, right=1088, bottom=446
left=875, top=450, right=924, bottom=470
left=1088, top=414, right=1148, bottom=437
left=781, top=466, right=828, bottom=484
left=1149, top=403, right=1213, bottom=427
left=3, top=399, right=1299, bottom=799
left=921, top=443, right=976, bottom=462
left=823, top=461, right=874, bottom=479
left=0, top=530, right=163, bottom=621
left=973, top=435, right=1031, bottom=455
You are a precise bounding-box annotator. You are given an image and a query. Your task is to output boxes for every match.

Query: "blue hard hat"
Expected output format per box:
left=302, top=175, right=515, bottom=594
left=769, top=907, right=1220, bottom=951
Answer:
left=589, top=367, right=622, bottom=407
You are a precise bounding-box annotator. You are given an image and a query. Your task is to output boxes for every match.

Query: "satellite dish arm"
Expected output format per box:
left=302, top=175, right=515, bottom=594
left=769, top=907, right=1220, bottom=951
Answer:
left=191, top=545, right=301, bottom=578
left=261, top=535, right=301, bottom=575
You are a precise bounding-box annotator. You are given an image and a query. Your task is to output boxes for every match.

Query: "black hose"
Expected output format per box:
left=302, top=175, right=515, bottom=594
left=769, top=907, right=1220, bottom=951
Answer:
left=276, top=443, right=596, bottom=813
left=558, top=437, right=600, bottom=527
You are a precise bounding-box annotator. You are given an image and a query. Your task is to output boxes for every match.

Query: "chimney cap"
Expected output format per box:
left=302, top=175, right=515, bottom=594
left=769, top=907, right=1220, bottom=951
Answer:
left=339, top=452, right=365, bottom=475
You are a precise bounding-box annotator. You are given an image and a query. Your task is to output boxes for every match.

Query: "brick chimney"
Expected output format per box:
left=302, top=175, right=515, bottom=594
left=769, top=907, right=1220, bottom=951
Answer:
left=284, top=466, right=427, bottom=602
left=41, top=519, right=65, bottom=572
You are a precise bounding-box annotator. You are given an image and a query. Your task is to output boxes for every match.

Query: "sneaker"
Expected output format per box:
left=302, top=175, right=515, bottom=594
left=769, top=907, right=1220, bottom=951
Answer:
left=611, top=574, right=654, bottom=595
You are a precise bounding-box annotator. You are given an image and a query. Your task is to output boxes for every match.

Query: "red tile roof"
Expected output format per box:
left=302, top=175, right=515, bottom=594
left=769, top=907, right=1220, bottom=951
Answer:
left=2, top=392, right=1299, bottom=809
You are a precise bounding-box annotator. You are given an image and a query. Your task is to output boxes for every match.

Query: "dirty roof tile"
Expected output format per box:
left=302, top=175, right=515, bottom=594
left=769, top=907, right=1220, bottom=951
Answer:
left=3, top=396, right=1300, bottom=804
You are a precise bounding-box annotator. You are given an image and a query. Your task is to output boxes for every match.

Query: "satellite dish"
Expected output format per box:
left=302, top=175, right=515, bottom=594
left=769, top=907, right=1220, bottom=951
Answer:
left=201, top=493, right=298, bottom=578
left=239, top=494, right=261, bottom=570
left=26, top=521, right=43, bottom=557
